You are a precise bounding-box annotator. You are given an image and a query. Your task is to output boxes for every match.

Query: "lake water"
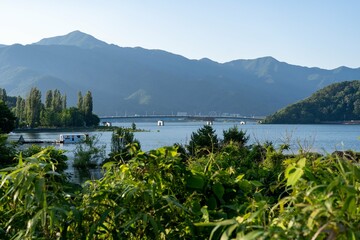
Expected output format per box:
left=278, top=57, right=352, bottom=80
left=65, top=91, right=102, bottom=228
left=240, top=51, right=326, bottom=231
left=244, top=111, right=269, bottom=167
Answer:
left=9, top=121, right=360, bottom=182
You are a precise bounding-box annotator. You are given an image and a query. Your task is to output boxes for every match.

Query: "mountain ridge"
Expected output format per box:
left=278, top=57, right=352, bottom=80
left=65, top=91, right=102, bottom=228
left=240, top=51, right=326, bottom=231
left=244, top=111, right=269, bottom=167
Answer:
left=1, top=31, right=360, bottom=116
left=35, top=30, right=109, bottom=49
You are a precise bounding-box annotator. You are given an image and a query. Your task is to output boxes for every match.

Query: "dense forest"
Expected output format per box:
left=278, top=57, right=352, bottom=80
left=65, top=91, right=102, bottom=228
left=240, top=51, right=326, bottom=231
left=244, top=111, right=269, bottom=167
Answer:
left=264, top=80, right=360, bottom=124
left=0, top=87, right=99, bottom=129
left=0, top=125, right=360, bottom=239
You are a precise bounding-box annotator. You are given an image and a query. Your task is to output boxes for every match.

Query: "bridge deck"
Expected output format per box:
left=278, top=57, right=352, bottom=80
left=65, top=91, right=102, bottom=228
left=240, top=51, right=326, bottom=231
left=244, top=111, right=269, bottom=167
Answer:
left=100, top=115, right=264, bottom=121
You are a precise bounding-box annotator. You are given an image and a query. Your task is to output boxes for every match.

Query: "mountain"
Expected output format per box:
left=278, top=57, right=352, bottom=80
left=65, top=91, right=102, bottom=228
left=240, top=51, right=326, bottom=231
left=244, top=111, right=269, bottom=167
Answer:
left=263, top=80, right=360, bottom=124
left=35, top=30, right=109, bottom=49
left=0, top=31, right=360, bottom=116
left=0, top=44, right=6, bottom=48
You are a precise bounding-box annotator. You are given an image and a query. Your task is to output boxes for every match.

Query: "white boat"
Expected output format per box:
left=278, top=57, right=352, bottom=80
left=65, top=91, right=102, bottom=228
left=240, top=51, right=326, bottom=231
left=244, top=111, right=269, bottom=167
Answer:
left=59, top=134, right=88, bottom=144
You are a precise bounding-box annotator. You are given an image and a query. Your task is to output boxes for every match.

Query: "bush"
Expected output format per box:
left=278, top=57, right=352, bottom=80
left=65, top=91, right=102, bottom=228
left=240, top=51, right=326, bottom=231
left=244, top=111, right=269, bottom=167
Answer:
left=222, top=125, right=249, bottom=147
left=187, top=125, right=218, bottom=156
left=73, top=134, right=105, bottom=168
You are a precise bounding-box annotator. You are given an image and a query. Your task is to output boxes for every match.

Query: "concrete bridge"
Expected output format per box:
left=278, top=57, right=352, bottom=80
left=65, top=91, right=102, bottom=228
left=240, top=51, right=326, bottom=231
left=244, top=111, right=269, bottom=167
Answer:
left=99, top=114, right=264, bottom=122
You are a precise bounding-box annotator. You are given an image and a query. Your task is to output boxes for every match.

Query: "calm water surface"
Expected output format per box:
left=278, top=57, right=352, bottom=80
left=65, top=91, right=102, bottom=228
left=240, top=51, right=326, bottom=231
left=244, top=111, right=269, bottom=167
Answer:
left=9, top=121, right=360, bottom=182
left=10, top=121, right=360, bottom=154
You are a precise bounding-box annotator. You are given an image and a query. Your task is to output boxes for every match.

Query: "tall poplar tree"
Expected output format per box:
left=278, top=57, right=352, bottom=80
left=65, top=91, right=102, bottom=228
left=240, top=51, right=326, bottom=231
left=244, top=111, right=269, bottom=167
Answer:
left=77, top=91, right=83, bottom=112
left=0, top=88, right=7, bottom=102
left=62, top=94, right=67, bottom=110
left=15, top=96, right=26, bottom=126
left=25, top=87, right=42, bottom=127
left=45, top=90, right=53, bottom=109
left=52, top=89, right=62, bottom=112
left=83, top=91, right=93, bottom=126
left=83, top=91, right=93, bottom=117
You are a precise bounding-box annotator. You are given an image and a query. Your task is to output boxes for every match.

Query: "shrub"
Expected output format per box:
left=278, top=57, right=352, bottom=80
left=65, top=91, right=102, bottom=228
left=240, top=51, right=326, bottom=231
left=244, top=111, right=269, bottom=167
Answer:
left=187, top=125, right=218, bottom=156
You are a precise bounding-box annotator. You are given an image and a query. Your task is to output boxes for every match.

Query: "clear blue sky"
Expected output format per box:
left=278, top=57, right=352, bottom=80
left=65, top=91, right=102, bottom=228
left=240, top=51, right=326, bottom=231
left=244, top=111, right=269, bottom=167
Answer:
left=0, top=1, right=359, bottom=69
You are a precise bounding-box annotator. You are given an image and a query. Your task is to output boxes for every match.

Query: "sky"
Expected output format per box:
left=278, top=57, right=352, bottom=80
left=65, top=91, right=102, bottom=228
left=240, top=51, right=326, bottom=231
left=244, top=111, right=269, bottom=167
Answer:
left=0, top=1, right=359, bottom=69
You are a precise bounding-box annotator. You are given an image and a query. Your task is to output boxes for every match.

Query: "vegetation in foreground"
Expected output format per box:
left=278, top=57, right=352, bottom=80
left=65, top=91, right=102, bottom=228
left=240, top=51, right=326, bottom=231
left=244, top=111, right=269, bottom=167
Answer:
left=264, top=80, right=360, bottom=124
left=0, top=125, right=360, bottom=239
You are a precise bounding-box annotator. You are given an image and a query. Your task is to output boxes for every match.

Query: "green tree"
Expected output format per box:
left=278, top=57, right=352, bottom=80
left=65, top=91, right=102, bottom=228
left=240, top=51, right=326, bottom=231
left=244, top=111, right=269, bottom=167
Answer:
left=0, top=88, right=7, bottom=102
left=14, top=96, right=26, bottom=127
left=52, top=89, right=62, bottom=112
left=25, top=87, right=42, bottom=127
left=187, top=125, right=218, bottom=156
left=0, top=100, right=16, bottom=133
left=83, top=91, right=93, bottom=123
left=61, top=94, right=67, bottom=110
left=222, top=125, right=249, bottom=147
left=45, top=90, right=53, bottom=109
left=77, top=91, right=83, bottom=112
left=61, top=107, right=85, bottom=127
left=107, top=127, right=141, bottom=163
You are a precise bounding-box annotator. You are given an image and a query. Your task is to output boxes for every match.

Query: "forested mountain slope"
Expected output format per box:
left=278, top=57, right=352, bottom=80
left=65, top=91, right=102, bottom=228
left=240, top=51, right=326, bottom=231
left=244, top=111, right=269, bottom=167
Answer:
left=264, top=80, right=360, bottom=123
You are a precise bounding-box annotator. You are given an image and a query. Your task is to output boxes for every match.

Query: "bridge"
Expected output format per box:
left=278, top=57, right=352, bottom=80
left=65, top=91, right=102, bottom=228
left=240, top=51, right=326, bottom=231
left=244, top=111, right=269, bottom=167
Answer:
left=99, top=114, right=265, bottom=122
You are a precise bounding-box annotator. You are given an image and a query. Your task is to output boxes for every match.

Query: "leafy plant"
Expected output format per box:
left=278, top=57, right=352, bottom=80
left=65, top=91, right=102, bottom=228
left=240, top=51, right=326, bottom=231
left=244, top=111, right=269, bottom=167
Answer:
left=187, top=125, right=219, bottom=156
left=73, top=134, right=105, bottom=168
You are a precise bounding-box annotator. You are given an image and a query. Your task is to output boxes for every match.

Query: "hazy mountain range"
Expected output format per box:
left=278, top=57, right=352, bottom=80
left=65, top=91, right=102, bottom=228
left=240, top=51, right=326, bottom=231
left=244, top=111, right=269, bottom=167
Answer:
left=0, top=30, right=359, bottom=116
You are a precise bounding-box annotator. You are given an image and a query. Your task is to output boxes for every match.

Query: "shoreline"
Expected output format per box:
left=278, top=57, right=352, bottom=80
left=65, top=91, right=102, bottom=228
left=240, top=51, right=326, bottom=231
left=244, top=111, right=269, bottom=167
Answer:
left=12, top=126, right=118, bottom=133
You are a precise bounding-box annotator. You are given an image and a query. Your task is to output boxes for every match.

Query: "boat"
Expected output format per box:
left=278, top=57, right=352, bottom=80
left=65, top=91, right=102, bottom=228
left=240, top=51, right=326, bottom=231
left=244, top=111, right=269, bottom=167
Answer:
left=58, top=133, right=88, bottom=144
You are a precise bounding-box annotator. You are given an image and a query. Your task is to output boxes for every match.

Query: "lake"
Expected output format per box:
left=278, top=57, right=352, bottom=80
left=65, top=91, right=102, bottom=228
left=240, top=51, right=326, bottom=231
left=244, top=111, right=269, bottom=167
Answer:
left=9, top=121, right=360, bottom=182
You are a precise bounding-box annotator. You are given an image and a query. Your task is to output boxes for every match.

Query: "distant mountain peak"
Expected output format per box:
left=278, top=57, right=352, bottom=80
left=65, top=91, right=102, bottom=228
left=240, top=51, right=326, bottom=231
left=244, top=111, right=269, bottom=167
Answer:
left=34, top=30, right=109, bottom=49
left=199, top=57, right=219, bottom=64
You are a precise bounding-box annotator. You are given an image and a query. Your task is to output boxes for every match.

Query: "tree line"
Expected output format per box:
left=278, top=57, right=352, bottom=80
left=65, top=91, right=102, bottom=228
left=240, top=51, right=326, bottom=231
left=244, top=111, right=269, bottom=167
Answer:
left=0, top=87, right=99, bottom=130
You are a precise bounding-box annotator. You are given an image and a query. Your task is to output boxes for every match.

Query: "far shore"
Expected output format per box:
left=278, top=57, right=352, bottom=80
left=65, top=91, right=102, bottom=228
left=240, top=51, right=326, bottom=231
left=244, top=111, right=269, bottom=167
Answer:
left=12, top=126, right=118, bottom=133
left=12, top=125, right=148, bottom=133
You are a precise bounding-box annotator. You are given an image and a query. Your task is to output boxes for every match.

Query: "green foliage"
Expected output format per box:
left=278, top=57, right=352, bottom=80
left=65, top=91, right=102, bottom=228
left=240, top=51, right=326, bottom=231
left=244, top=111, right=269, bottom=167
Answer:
left=25, top=87, right=42, bottom=128
left=131, top=122, right=136, bottom=131
left=0, top=149, right=76, bottom=239
left=222, top=125, right=249, bottom=147
left=264, top=80, right=360, bottom=123
left=61, top=107, right=85, bottom=127
left=13, top=88, right=99, bottom=128
left=107, top=127, right=141, bottom=163
left=0, top=134, right=16, bottom=167
left=73, top=134, right=105, bottom=169
left=1, top=127, right=360, bottom=239
left=187, top=125, right=219, bottom=156
left=0, top=101, right=16, bottom=133
left=21, top=145, right=68, bottom=173
left=14, top=96, right=26, bottom=127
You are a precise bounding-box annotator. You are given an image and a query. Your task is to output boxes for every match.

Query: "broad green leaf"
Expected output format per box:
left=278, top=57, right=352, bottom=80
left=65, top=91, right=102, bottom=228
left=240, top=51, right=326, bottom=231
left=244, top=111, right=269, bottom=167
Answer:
left=186, top=174, right=205, bottom=189
left=213, top=183, right=225, bottom=200
left=285, top=166, right=304, bottom=186
left=343, top=195, right=356, bottom=218
left=238, top=230, right=264, bottom=240
left=250, top=180, right=263, bottom=187
left=220, top=223, right=238, bottom=240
